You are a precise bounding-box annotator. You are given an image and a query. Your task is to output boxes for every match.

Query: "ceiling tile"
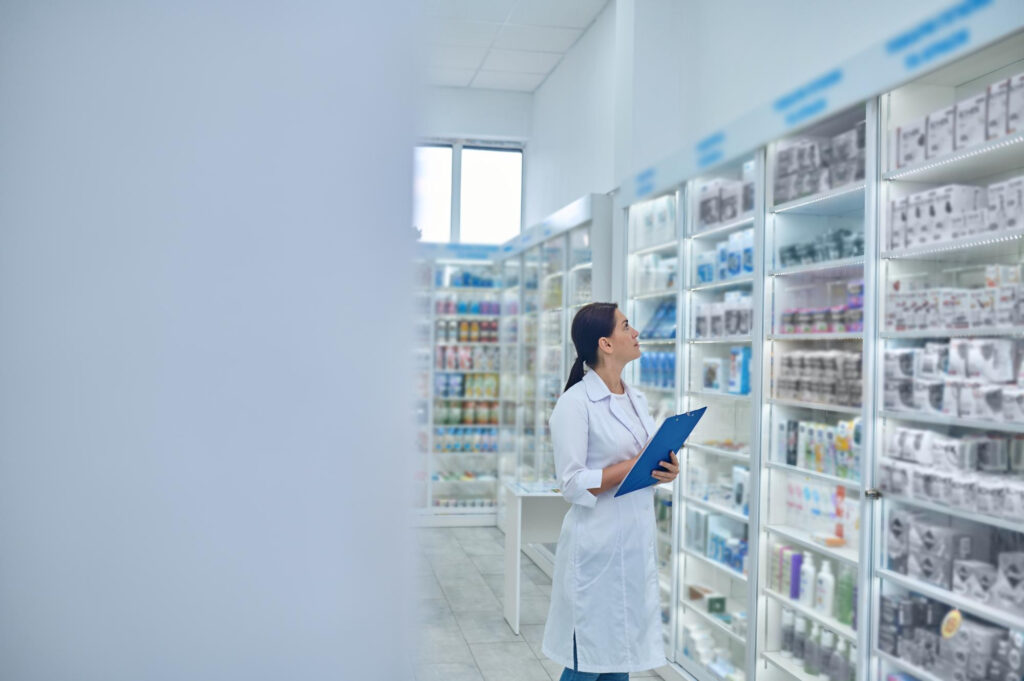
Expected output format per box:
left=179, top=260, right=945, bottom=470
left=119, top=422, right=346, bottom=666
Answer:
left=430, top=19, right=502, bottom=48
left=424, top=0, right=518, bottom=23
left=471, top=70, right=547, bottom=92
left=430, top=44, right=488, bottom=71
left=427, top=68, right=476, bottom=87
left=482, top=49, right=562, bottom=75
left=506, top=0, right=607, bottom=29
left=493, top=24, right=582, bottom=52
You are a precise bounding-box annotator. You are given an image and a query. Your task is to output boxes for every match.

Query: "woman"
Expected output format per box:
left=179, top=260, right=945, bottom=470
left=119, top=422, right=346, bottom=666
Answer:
left=541, top=302, right=679, bottom=681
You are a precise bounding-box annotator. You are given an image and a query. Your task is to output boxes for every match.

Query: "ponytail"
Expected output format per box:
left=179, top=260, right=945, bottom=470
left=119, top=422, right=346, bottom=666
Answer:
left=564, top=355, right=586, bottom=393
left=563, top=302, right=618, bottom=392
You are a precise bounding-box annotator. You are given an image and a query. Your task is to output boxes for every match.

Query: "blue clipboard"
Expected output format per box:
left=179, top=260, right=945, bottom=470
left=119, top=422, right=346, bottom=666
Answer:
left=614, top=406, right=706, bottom=497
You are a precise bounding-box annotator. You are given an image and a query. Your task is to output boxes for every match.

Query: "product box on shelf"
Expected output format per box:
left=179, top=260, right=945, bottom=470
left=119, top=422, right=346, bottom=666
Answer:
left=1005, top=176, right=1023, bottom=231
left=1008, top=72, right=1024, bottom=136
left=728, top=346, right=751, bottom=396
left=720, top=180, right=743, bottom=223
left=702, top=358, right=725, bottom=392
left=955, top=94, right=988, bottom=150
left=987, top=79, right=1010, bottom=141
left=742, top=160, right=756, bottom=214
left=698, top=179, right=724, bottom=227
left=927, top=106, right=957, bottom=158
left=891, top=196, right=909, bottom=250
left=898, top=118, right=927, bottom=168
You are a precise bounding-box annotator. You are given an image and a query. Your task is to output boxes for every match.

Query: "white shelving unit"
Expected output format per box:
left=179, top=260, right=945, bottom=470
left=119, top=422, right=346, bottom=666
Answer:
left=626, top=190, right=684, bottom=653
left=873, top=29, right=1024, bottom=681
left=416, top=252, right=504, bottom=525
left=673, top=152, right=764, bottom=681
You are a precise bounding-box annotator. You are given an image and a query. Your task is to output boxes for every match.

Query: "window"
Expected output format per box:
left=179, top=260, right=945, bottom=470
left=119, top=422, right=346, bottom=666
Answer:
left=412, top=143, right=523, bottom=245
left=413, top=145, right=452, bottom=243
left=459, top=148, right=522, bottom=245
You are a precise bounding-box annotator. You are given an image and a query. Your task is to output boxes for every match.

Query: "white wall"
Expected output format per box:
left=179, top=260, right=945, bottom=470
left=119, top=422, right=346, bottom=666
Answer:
left=0, top=2, right=416, bottom=679
left=670, top=0, right=958, bottom=168
left=419, top=86, right=532, bottom=142
left=524, top=0, right=618, bottom=227
left=523, top=0, right=961, bottom=219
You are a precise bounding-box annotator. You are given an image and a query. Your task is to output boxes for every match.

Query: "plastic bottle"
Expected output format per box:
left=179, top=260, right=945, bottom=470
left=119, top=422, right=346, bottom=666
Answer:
left=847, top=644, right=856, bottom=681
left=815, top=561, right=835, bottom=616
left=828, top=639, right=848, bottom=681
left=800, top=553, right=816, bottom=608
left=790, top=551, right=803, bottom=600
left=804, top=622, right=821, bottom=675
left=818, top=629, right=835, bottom=680
left=781, top=608, right=795, bottom=657
left=835, top=564, right=854, bottom=626
left=793, top=615, right=807, bottom=660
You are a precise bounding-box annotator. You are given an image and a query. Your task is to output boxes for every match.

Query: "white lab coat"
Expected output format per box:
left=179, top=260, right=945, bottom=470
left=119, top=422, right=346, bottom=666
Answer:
left=540, top=370, right=666, bottom=674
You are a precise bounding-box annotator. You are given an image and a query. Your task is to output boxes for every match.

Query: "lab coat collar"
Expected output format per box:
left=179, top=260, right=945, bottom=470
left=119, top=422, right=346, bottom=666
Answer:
left=582, top=370, right=648, bottom=447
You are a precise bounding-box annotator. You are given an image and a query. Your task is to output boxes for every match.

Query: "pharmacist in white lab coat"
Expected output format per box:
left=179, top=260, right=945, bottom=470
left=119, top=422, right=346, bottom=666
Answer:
left=541, top=302, right=678, bottom=680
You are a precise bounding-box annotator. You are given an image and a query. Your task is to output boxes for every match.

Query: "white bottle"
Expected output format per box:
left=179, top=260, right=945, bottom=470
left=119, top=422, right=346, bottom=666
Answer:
left=815, top=561, right=836, bottom=616
left=800, top=553, right=817, bottom=607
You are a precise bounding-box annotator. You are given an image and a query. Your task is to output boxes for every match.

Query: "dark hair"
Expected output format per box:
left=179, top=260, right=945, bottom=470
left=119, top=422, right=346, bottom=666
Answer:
left=564, top=302, right=618, bottom=392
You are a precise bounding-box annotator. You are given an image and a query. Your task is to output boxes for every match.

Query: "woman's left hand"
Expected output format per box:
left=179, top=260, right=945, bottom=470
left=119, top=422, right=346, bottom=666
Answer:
left=652, top=451, right=679, bottom=484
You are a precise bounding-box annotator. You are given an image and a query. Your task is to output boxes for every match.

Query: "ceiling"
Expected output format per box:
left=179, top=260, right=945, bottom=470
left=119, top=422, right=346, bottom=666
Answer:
left=425, top=0, right=609, bottom=92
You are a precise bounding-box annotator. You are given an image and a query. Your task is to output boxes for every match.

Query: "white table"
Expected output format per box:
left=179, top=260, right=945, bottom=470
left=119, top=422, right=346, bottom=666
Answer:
left=503, top=481, right=568, bottom=635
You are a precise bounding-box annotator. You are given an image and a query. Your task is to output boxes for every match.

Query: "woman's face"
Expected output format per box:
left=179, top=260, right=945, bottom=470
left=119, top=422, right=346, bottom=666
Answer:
left=601, top=308, right=641, bottom=365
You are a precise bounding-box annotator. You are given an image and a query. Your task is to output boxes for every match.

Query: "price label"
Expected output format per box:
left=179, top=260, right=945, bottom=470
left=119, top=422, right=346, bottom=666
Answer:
left=941, top=609, right=963, bottom=639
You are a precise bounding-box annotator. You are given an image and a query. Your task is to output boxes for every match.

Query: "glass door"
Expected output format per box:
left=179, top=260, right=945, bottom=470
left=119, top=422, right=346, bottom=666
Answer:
left=625, top=192, right=682, bottom=648
left=429, top=261, right=501, bottom=514
left=872, top=30, right=1024, bottom=681
left=519, top=246, right=541, bottom=486
left=757, top=104, right=873, bottom=681
left=497, top=256, right=522, bottom=529
left=535, top=234, right=568, bottom=490
left=677, top=156, right=762, bottom=681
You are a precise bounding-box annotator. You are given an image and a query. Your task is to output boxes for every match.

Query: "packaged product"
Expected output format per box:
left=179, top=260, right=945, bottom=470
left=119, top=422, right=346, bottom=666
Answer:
left=987, top=79, right=1010, bottom=139
left=928, top=105, right=957, bottom=157
left=955, top=93, right=988, bottom=150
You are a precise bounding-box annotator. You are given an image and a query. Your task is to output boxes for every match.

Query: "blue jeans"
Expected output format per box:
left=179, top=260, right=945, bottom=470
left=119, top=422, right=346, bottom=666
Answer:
left=559, top=633, right=629, bottom=681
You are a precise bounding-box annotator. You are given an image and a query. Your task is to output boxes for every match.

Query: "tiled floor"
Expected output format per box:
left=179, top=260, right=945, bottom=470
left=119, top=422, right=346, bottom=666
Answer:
left=415, top=526, right=664, bottom=681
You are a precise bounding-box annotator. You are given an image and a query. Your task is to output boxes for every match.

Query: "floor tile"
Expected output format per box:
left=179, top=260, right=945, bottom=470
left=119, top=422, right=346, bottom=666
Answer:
left=445, top=583, right=502, bottom=613
left=518, top=596, right=552, bottom=625
left=459, top=537, right=506, bottom=556
left=537, top=655, right=564, bottom=680
left=417, top=598, right=455, bottom=627
left=418, top=572, right=445, bottom=600
left=470, top=553, right=505, bottom=575
left=454, top=609, right=523, bottom=644
left=469, top=641, right=551, bottom=681
left=520, top=623, right=545, bottom=647
left=523, top=563, right=552, bottom=586
left=416, top=623, right=476, bottom=666
left=414, top=527, right=669, bottom=681
left=416, top=662, right=484, bottom=681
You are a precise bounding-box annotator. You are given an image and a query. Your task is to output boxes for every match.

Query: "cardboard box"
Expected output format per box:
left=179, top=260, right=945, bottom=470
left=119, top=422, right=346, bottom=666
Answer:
left=928, top=105, right=957, bottom=158
left=909, top=192, right=931, bottom=246
left=987, top=79, right=1011, bottom=140
left=993, top=552, right=1024, bottom=615
left=909, top=522, right=975, bottom=560
left=956, top=94, right=988, bottom=150
left=1005, top=176, right=1023, bottom=232
left=986, top=181, right=1006, bottom=233
left=1008, top=72, right=1024, bottom=136
left=698, top=179, right=724, bottom=227
left=890, top=196, right=909, bottom=250
left=915, top=379, right=946, bottom=414
left=899, top=118, right=928, bottom=167
left=965, top=208, right=987, bottom=236
left=971, top=288, right=997, bottom=328
left=720, top=180, right=743, bottom=222
left=953, top=560, right=999, bottom=603
left=967, top=338, right=1018, bottom=382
